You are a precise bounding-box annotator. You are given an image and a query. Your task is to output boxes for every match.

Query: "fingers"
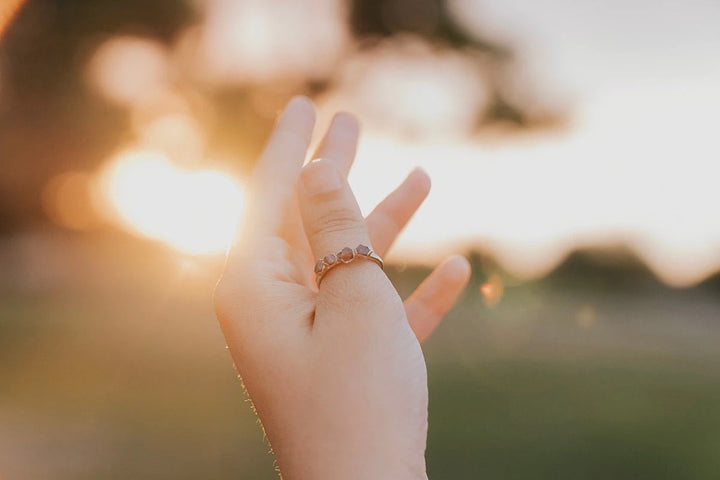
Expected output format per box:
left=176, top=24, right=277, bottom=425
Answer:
left=243, top=96, right=316, bottom=240
left=311, top=112, right=360, bottom=176
left=297, top=159, right=378, bottom=287
left=366, top=167, right=431, bottom=257
left=282, top=111, right=359, bottom=285
left=312, top=114, right=430, bottom=258
left=298, top=159, right=370, bottom=257
left=404, top=255, right=471, bottom=343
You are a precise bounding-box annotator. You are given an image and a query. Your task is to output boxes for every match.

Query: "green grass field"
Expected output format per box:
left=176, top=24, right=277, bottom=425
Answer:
left=2, top=235, right=720, bottom=479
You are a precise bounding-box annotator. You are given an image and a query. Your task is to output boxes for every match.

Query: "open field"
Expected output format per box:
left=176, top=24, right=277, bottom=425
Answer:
left=2, top=232, right=720, bottom=479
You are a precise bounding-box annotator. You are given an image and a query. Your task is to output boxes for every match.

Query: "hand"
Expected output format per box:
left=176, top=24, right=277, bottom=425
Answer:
left=214, top=97, right=471, bottom=479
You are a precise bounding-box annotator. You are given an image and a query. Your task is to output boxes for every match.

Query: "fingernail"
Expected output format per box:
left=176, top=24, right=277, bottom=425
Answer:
left=301, top=160, right=342, bottom=195
left=445, top=255, right=472, bottom=282
left=285, top=95, right=314, bottom=115
left=331, top=112, right=359, bottom=137
left=408, top=166, right=431, bottom=190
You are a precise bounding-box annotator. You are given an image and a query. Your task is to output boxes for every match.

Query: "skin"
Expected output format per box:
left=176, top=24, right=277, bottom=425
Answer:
left=214, top=97, right=471, bottom=480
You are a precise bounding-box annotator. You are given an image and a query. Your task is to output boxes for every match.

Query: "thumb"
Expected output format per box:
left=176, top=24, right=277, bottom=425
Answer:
left=298, top=159, right=379, bottom=287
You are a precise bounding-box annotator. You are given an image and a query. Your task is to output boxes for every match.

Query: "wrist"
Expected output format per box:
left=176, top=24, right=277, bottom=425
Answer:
left=275, top=444, right=427, bottom=480
left=280, top=464, right=427, bottom=480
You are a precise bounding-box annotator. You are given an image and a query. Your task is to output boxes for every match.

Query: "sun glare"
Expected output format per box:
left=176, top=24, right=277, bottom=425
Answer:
left=99, top=150, right=245, bottom=255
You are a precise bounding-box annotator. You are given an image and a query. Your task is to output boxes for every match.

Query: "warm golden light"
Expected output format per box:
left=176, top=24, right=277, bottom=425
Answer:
left=330, top=37, right=489, bottom=139
left=0, top=0, right=24, bottom=39
left=480, top=274, right=504, bottom=307
left=192, top=0, right=349, bottom=83
left=42, top=171, right=99, bottom=231
left=99, top=150, right=245, bottom=254
left=86, top=36, right=169, bottom=106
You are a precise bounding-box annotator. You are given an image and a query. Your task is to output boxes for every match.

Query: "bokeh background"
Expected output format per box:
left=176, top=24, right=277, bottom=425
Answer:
left=2, top=0, right=720, bottom=478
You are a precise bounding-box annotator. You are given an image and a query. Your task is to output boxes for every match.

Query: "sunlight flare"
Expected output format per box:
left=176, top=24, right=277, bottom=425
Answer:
left=99, top=150, right=245, bottom=254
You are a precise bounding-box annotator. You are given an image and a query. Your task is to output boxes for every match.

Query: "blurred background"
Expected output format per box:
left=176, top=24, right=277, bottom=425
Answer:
left=2, top=0, right=720, bottom=478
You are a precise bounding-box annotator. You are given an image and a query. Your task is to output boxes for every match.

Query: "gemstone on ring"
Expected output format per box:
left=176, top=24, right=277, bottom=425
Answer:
left=315, top=245, right=383, bottom=286
left=314, top=260, right=325, bottom=273
left=338, top=247, right=355, bottom=262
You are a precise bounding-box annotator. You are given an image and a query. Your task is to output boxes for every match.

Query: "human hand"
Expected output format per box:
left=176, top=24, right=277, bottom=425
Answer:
left=214, top=97, right=471, bottom=479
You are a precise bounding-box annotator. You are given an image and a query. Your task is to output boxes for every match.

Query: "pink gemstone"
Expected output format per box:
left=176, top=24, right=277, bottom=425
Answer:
left=314, top=260, right=325, bottom=273
left=339, top=247, right=354, bottom=262
left=324, top=253, right=337, bottom=265
left=356, top=244, right=370, bottom=255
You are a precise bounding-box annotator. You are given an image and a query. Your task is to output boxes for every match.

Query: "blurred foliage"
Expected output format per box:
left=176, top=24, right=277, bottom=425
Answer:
left=0, top=0, right=196, bottom=230
left=350, top=0, right=533, bottom=127
left=351, top=0, right=507, bottom=51
left=0, top=0, right=558, bottom=229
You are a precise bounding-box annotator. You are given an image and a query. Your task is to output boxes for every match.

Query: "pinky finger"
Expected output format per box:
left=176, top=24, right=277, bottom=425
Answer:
left=404, top=255, right=471, bottom=344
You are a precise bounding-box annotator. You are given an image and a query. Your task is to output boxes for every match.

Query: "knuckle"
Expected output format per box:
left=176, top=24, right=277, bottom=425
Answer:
left=275, top=129, right=308, bottom=149
left=263, top=129, right=307, bottom=160
left=310, top=207, right=362, bottom=239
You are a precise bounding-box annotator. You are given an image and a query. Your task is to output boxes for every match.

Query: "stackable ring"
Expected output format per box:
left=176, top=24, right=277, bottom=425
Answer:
left=314, top=244, right=384, bottom=286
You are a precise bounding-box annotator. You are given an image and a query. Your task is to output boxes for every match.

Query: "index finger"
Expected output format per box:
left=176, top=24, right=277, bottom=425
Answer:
left=240, top=96, right=316, bottom=243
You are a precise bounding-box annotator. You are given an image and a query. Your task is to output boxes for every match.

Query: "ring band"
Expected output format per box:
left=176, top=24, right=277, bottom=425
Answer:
left=314, top=244, right=384, bottom=286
